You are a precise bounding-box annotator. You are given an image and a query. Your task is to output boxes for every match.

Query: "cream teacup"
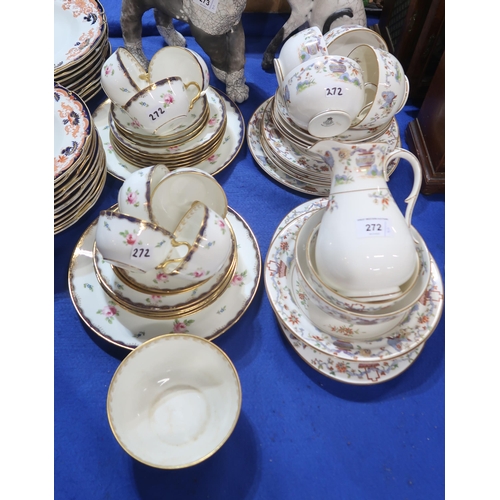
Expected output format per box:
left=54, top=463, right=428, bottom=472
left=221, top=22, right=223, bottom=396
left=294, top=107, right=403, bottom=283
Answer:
left=274, top=26, right=328, bottom=86
left=122, top=77, right=202, bottom=136
left=162, top=201, right=234, bottom=283
left=149, top=46, right=210, bottom=95
left=100, top=48, right=149, bottom=107
left=348, top=44, right=409, bottom=130
left=324, top=24, right=388, bottom=56
left=95, top=210, right=188, bottom=274
left=150, top=168, right=228, bottom=232
left=281, top=55, right=365, bottom=137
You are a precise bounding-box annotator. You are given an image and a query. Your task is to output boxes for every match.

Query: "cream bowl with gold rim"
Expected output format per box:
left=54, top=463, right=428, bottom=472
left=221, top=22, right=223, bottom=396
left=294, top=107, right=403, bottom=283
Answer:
left=107, top=333, right=241, bottom=469
left=324, top=24, right=388, bottom=57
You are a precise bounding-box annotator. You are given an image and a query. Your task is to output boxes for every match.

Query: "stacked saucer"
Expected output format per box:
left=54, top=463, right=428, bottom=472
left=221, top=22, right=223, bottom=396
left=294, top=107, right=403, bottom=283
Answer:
left=264, top=199, right=444, bottom=385
left=54, top=0, right=111, bottom=102
left=54, top=83, right=106, bottom=234
left=105, top=88, right=228, bottom=169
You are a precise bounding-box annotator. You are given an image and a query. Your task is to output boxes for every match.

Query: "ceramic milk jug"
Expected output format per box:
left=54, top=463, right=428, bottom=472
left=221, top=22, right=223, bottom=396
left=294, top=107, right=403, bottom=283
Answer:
left=308, top=139, right=422, bottom=299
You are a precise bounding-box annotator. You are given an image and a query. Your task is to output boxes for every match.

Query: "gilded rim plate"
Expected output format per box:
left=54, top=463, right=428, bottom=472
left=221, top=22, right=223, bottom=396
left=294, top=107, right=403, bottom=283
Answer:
left=68, top=206, right=261, bottom=350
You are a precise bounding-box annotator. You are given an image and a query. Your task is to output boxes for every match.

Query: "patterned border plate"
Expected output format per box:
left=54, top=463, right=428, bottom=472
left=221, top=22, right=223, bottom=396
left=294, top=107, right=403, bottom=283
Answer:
left=278, top=318, right=424, bottom=385
left=264, top=200, right=444, bottom=363
left=54, top=0, right=106, bottom=70
left=93, top=88, right=244, bottom=181
left=68, top=206, right=261, bottom=350
left=54, top=83, right=92, bottom=180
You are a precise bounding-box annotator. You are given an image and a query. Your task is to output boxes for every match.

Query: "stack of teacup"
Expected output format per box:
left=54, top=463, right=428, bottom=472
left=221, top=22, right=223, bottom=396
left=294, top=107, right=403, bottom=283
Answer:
left=93, top=165, right=237, bottom=319
left=99, top=47, right=227, bottom=170
left=259, top=24, right=408, bottom=190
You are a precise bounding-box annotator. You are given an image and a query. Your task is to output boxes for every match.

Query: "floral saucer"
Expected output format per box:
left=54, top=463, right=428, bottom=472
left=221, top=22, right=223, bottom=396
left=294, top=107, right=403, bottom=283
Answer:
left=277, top=317, right=424, bottom=385
left=93, top=88, right=244, bottom=181
left=264, top=204, right=444, bottom=363
left=69, top=207, right=261, bottom=350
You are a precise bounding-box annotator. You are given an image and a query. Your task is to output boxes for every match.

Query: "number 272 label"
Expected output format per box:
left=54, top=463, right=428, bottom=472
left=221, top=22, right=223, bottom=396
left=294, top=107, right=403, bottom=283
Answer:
left=356, top=218, right=393, bottom=237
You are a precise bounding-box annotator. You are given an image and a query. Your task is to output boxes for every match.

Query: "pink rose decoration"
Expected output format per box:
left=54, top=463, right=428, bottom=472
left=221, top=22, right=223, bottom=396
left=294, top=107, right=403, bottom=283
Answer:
left=126, top=192, right=138, bottom=205
left=193, top=270, right=205, bottom=278
left=207, top=154, right=217, bottom=162
left=232, top=274, right=243, bottom=286
left=208, top=118, right=216, bottom=126
left=218, top=219, right=226, bottom=229
left=102, top=305, right=117, bottom=317
left=163, top=94, right=174, bottom=105
left=126, top=234, right=137, bottom=245
left=150, top=295, right=161, bottom=303
left=156, top=272, right=169, bottom=282
left=173, top=322, right=187, bottom=332
left=104, top=66, right=111, bottom=76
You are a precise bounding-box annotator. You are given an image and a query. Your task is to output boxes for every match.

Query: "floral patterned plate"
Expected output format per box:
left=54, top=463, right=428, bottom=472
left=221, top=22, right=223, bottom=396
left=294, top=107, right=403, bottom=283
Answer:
left=264, top=205, right=444, bottom=363
left=248, top=100, right=330, bottom=197
left=277, top=318, right=424, bottom=385
left=54, top=0, right=106, bottom=71
left=54, top=83, right=92, bottom=180
left=93, top=88, right=244, bottom=181
left=68, top=206, right=261, bottom=350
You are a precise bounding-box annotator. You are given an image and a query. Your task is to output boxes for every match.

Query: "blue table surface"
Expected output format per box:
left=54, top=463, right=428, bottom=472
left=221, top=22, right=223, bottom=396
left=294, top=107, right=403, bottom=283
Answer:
left=54, top=3, right=445, bottom=499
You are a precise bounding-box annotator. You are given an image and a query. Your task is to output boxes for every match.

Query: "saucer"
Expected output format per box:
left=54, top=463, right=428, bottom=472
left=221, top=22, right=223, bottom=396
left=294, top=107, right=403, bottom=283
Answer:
left=248, top=100, right=329, bottom=196
left=69, top=206, right=261, bottom=350
left=277, top=318, right=424, bottom=385
left=264, top=204, right=444, bottom=363
left=93, top=88, right=244, bottom=181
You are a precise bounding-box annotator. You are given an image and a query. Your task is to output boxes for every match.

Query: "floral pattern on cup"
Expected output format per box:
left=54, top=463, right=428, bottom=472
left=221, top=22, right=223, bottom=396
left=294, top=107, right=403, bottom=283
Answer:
left=97, top=301, right=119, bottom=324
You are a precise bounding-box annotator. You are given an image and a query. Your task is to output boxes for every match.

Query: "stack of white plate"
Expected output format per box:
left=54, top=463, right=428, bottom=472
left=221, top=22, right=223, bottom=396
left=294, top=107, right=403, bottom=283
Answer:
left=54, top=0, right=111, bottom=102
left=54, top=83, right=106, bottom=234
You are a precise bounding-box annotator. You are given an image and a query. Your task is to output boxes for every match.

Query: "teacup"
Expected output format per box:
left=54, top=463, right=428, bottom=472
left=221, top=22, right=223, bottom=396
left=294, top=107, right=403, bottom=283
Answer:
left=150, top=168, right=228, bottom=232
left=117, top=164, right=170, bottom=221
left=162, top=201, right=234, bottom=283
left=122, top=77, right=202, bottom=136
left=274, top=25, right=328, bottom=86
left=348, top=44, right=409, bottom=130
left=95, top=210, right=188, bottom=274
left=101, top=47, right=149, bottom=107
left=149, top=46, right=210, bottom=95
left=281, top=55, right=365, bottom=137
left=324, top=24, right=388, bottom=56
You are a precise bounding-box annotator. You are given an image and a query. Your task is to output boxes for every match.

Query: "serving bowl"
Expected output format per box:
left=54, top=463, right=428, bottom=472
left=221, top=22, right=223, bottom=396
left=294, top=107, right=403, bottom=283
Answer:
left=293, top=208, right=432, bottom=341
left=107, top=334, right=241, bottom=468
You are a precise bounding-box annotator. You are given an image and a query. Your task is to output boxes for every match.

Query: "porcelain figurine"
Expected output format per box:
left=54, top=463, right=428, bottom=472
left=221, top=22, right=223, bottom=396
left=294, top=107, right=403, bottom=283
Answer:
left=261, top=0, right=367, bottom=70
left=120, top=0, right=249, bottom=103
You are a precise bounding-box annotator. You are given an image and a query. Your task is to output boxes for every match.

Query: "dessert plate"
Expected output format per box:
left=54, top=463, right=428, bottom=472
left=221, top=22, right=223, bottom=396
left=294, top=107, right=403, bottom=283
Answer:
left=277, top=318, right=425, bottom=385
left=93, top=88, right=244, bottom=181
left=68, top=206, right=261, bottom=350
left=264, top=205, right=444, bottom=363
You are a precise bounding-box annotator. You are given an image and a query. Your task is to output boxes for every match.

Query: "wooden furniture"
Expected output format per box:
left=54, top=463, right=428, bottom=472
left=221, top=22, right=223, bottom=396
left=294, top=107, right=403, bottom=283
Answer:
left=405, top=51, right=445, bottom=194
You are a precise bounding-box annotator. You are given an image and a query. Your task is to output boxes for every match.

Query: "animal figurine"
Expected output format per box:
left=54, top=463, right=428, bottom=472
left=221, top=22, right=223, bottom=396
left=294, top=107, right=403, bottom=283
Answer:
left=261, top=0, right=367, bottom=70
left=120, top=0, right=249, bottom=103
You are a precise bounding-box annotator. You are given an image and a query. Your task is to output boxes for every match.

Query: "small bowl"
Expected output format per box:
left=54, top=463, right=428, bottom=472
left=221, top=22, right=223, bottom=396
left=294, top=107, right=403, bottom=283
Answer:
left=107, top=334, right=241, bottom=469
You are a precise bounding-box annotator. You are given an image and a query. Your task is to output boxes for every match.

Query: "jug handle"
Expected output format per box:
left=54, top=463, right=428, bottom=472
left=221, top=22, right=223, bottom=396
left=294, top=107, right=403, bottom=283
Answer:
left=383, top=148, right=422, bottom=240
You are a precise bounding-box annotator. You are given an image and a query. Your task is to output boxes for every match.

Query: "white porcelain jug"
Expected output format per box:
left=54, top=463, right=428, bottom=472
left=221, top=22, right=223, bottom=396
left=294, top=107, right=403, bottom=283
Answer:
left=308, top=139, right=422, bottom=299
